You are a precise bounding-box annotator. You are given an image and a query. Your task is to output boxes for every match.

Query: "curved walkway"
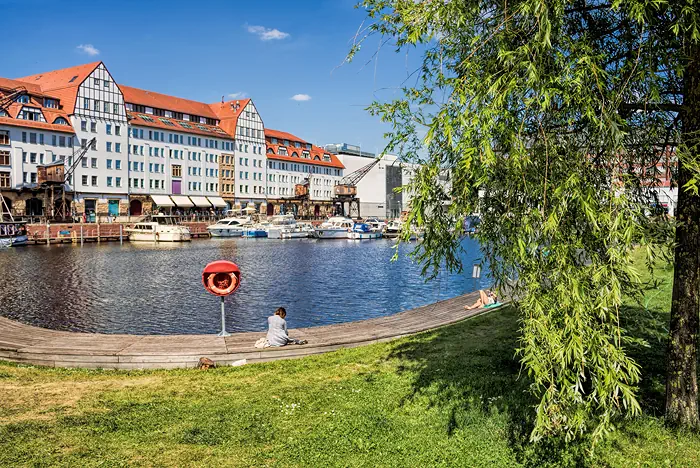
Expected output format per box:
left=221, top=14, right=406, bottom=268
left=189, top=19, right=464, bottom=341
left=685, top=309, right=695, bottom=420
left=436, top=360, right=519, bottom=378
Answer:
left=0, top=292, right=488, bottom=370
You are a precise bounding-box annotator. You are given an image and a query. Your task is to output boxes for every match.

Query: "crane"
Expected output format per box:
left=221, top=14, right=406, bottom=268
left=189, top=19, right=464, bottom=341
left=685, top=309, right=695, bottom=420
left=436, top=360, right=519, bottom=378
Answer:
left=38, top=137, right=96, bottom=221
left=0, top=86, right=28, bottom=113
left=280, top=167, right=314, bottom=218
left=332, top=157, right=382, bottom=218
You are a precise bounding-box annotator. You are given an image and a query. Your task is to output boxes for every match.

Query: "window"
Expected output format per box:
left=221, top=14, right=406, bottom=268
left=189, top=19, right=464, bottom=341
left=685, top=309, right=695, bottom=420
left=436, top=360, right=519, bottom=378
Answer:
left=106, top=142, right=112, bottom=152
left=30, top=153, right=36, bottom=163
left=115, top=125, right=121, bottom=136
left=107, top=159, right=112, bottom=169
left=0, top=171, right=9, bottom=188
left=115, top=143, right=121, bottom=153
left=107, top=176, right=113, bottom=187
left=81, top=121, right=87, bottom=131
left=59, top=136, right=66, bottom=147
left=0, top=151, right=9, bottom=165
left=106, top=124, right=112, bottom=135
left=113, top=103, right=119, bottom=114
left=90, top=122, right=96, bottom=133
left=55, top=117, right=69, bottom=125
left=29, top=133, right=37, bottom=144
left=16, top=95, right=29, bottom=104
left=82, top=175, right=88, bottom=186
left=82, top=158, right=88, bottom=168
left=104, top=102, right=110, bottom=113
left=172, top=165, right=182, bottom=177
left=0, top=131, right=8, bottom=146
left=93, top=100, right=100, bottom=111
left=91, top=139, right=97, bottom=150
left=91, top=176, right=98, bottom=186
left=94, top=78, right=100, bottom=87
left=84, top=98, right=90, bottom=109
left=91, top=158, right=97, bottom=168
left=104, top=79, right=109, bottom=88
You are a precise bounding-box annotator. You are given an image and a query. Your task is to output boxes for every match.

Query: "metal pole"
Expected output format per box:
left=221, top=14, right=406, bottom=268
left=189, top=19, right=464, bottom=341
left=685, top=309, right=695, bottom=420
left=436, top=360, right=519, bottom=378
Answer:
left=80, top=225, right=83, bottom=246
left=218, top=296, right=231, bottom=337
left=46, top=223, right=50, bottom=246
left=119, top=224, right=123, bottom=245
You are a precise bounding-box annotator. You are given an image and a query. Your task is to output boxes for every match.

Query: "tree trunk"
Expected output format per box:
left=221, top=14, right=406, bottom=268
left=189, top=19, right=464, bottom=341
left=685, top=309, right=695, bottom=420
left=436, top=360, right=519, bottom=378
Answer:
left=666, top=43, right=700, bottom=429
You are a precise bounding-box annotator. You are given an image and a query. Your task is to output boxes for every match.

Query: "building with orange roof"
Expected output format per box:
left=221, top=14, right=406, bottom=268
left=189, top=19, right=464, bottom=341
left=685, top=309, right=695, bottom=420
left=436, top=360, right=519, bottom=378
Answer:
left=264, top=129, right=344, bottom=217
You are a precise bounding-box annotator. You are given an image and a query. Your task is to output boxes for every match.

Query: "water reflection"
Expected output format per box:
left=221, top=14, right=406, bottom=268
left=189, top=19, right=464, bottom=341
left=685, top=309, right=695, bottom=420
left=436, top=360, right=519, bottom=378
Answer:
left=0, top=237, right=489, bottom=334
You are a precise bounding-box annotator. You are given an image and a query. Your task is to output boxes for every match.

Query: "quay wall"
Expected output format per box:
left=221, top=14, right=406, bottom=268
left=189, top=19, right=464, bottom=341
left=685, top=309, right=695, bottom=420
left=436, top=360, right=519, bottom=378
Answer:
left=25, top=222, right=211, bottom=244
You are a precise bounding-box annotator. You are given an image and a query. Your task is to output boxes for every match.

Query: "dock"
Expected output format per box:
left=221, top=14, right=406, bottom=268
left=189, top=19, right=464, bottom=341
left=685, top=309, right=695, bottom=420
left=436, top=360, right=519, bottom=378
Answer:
left=24, top=222, right=211, bottom=245
left=0, top=292, right=490, bottom=370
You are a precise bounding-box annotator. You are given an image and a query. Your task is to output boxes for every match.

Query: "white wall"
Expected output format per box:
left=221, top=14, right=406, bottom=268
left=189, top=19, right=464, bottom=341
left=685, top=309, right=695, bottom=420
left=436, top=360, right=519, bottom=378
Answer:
left=234, top=101, right=266, bottom=203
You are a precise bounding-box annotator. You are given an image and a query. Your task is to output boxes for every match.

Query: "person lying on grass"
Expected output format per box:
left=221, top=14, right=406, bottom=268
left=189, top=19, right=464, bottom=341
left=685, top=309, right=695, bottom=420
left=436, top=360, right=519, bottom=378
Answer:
left=464, top=289, right=501, bottom=310
left=267, top=307, right=307, bottom=347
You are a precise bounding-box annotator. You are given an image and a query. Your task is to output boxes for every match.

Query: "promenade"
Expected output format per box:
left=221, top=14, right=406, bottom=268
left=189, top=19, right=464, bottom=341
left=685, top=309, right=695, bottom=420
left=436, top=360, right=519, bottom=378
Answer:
left=0, top=292, right=485, bottom=369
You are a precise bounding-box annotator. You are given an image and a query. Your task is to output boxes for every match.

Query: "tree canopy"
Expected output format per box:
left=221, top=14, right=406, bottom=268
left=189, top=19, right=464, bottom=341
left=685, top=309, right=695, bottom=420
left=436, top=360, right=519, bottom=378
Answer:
left=353, top=0, right=700, bottom=443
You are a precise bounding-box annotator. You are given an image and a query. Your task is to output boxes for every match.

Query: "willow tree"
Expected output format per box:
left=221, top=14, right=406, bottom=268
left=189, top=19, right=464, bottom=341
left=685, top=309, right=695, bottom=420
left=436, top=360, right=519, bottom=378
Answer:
left=352, top=0, right=700, bottom=439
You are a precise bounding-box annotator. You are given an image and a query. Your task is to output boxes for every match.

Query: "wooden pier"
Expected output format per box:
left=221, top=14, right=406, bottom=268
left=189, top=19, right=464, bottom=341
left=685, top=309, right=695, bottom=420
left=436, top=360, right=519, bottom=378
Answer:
left=25, top=222, right=211, bottom=245
left=0, top=292, right=492, bottom=370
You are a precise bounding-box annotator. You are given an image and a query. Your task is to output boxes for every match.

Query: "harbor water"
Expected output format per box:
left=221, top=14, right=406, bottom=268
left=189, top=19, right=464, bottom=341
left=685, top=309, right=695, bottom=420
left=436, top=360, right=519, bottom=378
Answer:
left=0, top=237, right=489, bottom=334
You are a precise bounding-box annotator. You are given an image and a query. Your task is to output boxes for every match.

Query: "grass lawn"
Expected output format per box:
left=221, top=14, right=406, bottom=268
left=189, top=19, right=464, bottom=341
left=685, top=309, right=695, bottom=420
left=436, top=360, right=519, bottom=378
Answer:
left=1, top=256, right=699, bottom=467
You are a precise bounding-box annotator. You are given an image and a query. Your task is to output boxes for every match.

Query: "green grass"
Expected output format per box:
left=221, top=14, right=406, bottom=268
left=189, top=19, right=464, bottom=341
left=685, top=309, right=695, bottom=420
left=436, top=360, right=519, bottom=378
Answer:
left=0, top=255, right=698, bottom=467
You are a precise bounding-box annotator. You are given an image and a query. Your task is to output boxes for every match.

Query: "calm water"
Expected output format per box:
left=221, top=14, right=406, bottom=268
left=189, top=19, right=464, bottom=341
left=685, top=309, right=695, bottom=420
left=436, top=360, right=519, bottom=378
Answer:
left=0, top=237, right=488, bottom=334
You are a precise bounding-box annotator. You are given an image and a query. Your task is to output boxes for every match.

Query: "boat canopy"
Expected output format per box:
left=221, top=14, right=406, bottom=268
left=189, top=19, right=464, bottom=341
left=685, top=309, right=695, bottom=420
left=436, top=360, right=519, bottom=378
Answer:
left=170, top=195, right=194, bottom=208
left=207, top=196, right=228, bottom=208
left=151, top=195, right=175, bottom=207
left=190, top=196, right=212, bottom=208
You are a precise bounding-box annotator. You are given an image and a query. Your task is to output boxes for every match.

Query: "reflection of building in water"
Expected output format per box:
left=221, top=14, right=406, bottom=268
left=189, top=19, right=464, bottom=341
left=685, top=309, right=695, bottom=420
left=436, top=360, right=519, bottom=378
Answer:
left=324, top=143, right=418, bottom=219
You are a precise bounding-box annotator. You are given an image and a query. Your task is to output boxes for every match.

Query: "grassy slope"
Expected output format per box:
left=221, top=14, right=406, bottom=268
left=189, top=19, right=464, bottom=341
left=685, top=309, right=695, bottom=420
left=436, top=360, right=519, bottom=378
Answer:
left=1, top=256, right=699, bottom=467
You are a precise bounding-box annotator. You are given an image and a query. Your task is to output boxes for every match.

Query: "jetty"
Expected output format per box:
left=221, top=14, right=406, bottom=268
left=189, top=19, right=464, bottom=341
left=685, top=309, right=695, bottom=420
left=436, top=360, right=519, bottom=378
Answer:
left=0, top=292, right=488, bottom=370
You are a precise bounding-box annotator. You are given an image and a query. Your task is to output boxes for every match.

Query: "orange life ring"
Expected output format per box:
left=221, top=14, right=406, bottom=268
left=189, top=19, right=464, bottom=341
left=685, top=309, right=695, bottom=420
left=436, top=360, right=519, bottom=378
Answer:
left=207, top=272, right=238, bottom=296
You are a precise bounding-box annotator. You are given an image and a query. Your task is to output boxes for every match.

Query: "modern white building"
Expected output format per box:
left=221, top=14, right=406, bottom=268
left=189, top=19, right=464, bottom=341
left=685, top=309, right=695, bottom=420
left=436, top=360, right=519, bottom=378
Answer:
left=325, top=143, right=415, bottom=219
left=266, top=129, right=344, bottom=217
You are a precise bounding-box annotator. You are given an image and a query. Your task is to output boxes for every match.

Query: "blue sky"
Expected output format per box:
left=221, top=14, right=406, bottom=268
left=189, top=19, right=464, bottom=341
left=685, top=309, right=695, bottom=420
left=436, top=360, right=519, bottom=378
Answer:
left=1, top=0, right=420, bottom=154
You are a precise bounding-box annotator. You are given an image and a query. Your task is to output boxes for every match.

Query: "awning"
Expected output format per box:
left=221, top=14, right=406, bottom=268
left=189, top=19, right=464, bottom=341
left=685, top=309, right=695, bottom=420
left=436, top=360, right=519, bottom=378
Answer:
left=190, top=196, right=212, bottom=208
left=206, top=196, right=228, bottom=208
left=170, top=195, right=194, bottom=207
left=151, top=195, right=174, bottom=207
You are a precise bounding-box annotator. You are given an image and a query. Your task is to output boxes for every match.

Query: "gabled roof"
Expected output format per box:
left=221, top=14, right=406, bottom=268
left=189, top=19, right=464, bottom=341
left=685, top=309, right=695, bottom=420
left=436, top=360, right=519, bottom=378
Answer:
left=121, top=85, right=219, bottom=120
left=0, top=84, right=74, bottom=133
left=15, top=61, right=101, bottom=114
left=208, top=99, right=251, bottom=137
left=267, top=142, right=344, bottom=169
left=0, top=77, right=43, bottom=95
left=128, top=112, right=233, bottom=140
left=265, top=128, right=307, bottom=144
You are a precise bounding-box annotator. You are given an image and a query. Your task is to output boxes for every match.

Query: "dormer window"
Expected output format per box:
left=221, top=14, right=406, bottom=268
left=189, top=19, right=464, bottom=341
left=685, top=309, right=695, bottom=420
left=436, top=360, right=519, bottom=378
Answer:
left=294, top=141, right=301, bottom=148
left=54, top=117, right=69, bottom=125
left=302, top=151, right=310, bottom=159
left=323, top=154, right=331, bottom=162
left=267, top=147, right=274, bottom=154
left=271, top=137, right=278, bottom=144
left=43, top=98, right=58, bottom=108
left=16, top=95, right=29, bottom=104
left=291, top=152, right=298, bottom=158
left=279, top=147, right=288, bottom=156
left=18, top=107, right=45, bottom=122
left=283, top=139, right=289, bottom=146
left=306, top=143, right=312, bottom=150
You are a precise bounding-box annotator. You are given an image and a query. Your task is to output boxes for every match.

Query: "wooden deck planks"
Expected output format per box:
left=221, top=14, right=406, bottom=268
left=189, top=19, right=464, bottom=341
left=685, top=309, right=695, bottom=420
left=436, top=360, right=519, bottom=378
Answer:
left=0, top=291, right=488, bottom=369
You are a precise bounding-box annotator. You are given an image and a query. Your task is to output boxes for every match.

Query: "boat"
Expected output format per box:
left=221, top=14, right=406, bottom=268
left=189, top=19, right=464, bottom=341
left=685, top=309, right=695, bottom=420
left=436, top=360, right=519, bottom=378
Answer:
left=207, top=217, right=251, bottom=237
left=313, top=216, right=354, bottom=239
left=125, top=215, right=191, bottom=242
left=280, top=223, right=314, bottom=239
left=364, top=218, right=387, bottom=233
left=349, top=223, right=382, bottom=240
left=266, top=214, right=297, bottom=239
left=0, top=221, right=29, bottom=247
left=383, top=220, right=402, bottom=238
left=242, top=224, right=268, bottom=238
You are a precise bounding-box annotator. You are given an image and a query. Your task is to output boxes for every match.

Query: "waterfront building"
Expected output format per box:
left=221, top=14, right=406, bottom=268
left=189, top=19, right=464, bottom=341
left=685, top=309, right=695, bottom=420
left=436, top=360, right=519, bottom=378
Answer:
left=0, top=78, right=77, bottom=217
left=120, top=86, right=233, bottom=215
left=209, top=99, right=267, bottom=211
left=324, top=143, right=415, bottom=219
left=266, top=129, right=344, bottom=218
left=16, top=62, right=130, bottom=218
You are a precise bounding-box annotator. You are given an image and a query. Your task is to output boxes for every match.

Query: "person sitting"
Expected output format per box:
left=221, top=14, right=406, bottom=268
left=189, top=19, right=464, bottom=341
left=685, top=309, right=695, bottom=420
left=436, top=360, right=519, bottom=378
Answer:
left=266, top=307, right=307, bottom=347
left=464, top=289, right=500, bottom=310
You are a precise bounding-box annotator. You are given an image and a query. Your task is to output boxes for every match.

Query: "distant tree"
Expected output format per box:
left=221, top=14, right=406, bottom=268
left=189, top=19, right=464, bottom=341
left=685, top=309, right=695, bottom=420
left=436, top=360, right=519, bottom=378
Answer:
left=352, top=0, right=700, bottom=441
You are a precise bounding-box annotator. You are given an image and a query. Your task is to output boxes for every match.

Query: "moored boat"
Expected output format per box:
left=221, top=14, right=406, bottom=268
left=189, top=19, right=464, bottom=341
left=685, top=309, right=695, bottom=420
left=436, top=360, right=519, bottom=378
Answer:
left=242, top=225, right=268, bottom=238
left=280, top=223, right=314, bottom=239
left=266, top=214, right=297, bottom=239
left=313, top=216, right=354, bottom=239
left=125, top=215, right=191, bottom=242
left=0, top=221, right=28, bottom=247
left=349, top=223, right=382, bottom=240
left=206, top=217, right=251, bottom=237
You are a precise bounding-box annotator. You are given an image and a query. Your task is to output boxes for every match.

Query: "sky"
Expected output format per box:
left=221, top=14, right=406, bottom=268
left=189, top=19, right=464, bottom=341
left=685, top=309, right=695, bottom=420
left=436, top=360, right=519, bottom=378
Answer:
left=1, top=0, right=422, bottom=155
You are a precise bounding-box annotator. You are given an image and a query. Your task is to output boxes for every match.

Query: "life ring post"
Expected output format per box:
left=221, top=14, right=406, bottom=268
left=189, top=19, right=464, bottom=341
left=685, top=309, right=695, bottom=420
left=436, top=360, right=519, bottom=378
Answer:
left=202, top=260, right=241, bottom=337
left=218, top=296, right=230, bottom=337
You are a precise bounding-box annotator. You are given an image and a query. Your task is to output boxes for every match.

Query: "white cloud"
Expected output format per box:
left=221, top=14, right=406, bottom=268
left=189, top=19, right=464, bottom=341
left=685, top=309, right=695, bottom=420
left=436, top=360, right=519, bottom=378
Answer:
left=291, top=94, right=312, bottom=102
left=228, top=92, right=247, bottom=99
left=246, top=25, right=290, bottom=41
left=76, top=44, right=100, bottom=56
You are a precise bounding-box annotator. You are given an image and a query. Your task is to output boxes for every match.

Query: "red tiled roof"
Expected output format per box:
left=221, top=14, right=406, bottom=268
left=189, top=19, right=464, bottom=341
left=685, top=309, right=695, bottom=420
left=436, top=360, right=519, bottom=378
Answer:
left=122, top=85, right=219, bottom=120
left=266, top=143, right=344, bottom=169
left=209, top=99, right=251, bottom=137
left=0, top=116, right=75, bottom=134
left=265, top=128, right=307, bottom=144
left=16, top=62, right=101, bottom=113
left=0, top=77, right=43, bottom=94
left=127, top=112, right=233, bottom=140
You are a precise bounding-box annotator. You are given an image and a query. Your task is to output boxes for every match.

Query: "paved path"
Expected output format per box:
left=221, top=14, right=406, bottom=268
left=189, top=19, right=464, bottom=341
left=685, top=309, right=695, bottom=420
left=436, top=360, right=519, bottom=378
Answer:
left=0, top=292, right=488, bottom=369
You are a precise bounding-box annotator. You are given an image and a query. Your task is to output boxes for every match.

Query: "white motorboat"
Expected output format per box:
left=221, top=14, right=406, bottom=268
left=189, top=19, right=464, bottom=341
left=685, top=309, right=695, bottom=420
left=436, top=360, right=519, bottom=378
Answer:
left=364, top=218, right=387, bottom=233
left=207, top=217, right=251, bottom=237
left=349, top=223, right=382, bottom=240
left=280, top=223, right=314, bottom=239
left=266, top=214, right=297, bottom=239
left=0, top=221, right=28, bottom=247
left=126, top=215, right=191, bottom=242
left=313, top=216, right=354, bottom=239
left=242, top=224, right=269, bottom=238
left=383, top=220, right=402, bottom=238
